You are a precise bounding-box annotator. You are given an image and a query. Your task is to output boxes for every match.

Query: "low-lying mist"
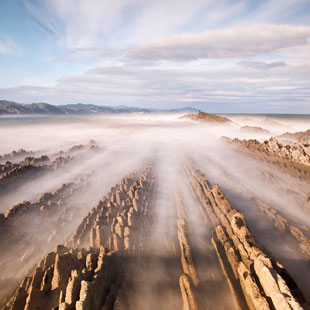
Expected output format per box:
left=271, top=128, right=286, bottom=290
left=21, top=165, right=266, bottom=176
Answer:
left=0, top=112, right=309, bottom=304
left=1, top=113, right=309, bottom=238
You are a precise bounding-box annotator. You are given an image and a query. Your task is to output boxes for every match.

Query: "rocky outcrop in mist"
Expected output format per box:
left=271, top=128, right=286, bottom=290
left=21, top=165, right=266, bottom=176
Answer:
left=2, top=165, right=154, bottom=310
left=222, top=136, right=310, bottom=180
left=0, top=143, right=99, bottom=196
left=277, top=130, right=310, bottom=144
left=181, top=111, right=232, bottom=123
left=187, top=163, right=309, bottom=310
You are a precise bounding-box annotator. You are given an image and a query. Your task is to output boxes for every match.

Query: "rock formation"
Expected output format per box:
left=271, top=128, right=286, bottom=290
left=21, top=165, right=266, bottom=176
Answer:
left=1, top=157, right=309, bottom=310
left=0, top=149, right=35, bottom=164
left=186, top=163, right=309, bottom=310
left=2, top=164, right=154, bottom=310
left=255, top=199, right=310, bottom=260
left=240, top=126, right=270, bottom=134
left=0, top=143, right=99, bottom=195
left=181, top=111, right=232, bottom=124
left=222, top=136, right=310, bottom=180
left=277, top=130, right=310, bottom=144
left=0, top=175, right=93, bottom=298
left=176, top=195, right=200, bottom=310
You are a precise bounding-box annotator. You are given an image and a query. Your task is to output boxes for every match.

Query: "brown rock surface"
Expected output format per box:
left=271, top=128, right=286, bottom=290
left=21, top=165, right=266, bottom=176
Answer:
left=222, top=136, right=310, bottom=176
left=179, top=273, right=199, bottom=310
left=187, top=162, right=308, bottom=310
left=240, top=126, right=270, bottom=134
left=3, top=164, right=154, bottom=310
left=181, top=111, right=232, bottom=124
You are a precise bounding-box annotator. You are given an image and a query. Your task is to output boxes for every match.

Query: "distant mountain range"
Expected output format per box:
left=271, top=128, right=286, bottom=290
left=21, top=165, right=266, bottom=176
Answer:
left=0, top=100, right=198, bottom=115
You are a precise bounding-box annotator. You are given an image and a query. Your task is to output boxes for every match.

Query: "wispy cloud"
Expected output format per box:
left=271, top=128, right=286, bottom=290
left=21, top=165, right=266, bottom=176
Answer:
left=20, top=0, right=59, bottom=36
left=57, top=24, right=310, bottom=67
left=130, top=24, right=310, bottom=61
left=238, top=60, right=287, bottom=70
left=1, top=59, right=309, bottom=112
left=59, top=48, right=126, bottom=64
left=20, top=0, right=210, bottom=48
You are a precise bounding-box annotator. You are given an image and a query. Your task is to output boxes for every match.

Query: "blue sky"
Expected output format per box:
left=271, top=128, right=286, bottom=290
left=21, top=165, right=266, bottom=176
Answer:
left=0, top=0, right=309, bottom=112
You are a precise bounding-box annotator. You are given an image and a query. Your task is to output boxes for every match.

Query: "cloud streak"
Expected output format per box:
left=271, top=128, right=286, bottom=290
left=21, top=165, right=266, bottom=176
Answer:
left=238, top=61, right=287, bottom=70
left=1, top=59, right=309, bottom=113
left=130, top=24, right=310, bottom=61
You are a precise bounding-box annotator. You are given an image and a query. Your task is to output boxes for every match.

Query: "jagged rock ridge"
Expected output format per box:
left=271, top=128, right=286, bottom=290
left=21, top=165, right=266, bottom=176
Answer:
left=2, top=161, right=309, bottom=310
left=240, top=126, right=270, bottom=134
left=277, top=130, right=310, bottom=143
left=222, top=136, right=310, bottom=180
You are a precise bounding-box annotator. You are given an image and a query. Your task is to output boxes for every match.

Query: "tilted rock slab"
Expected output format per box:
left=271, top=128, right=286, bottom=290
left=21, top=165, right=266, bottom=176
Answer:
left=187, top=163, right=309, bottom=310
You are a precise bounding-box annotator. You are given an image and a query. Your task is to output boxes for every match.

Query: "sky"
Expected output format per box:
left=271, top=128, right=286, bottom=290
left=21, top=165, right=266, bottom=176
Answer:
left=0, top=0, right=309, bottom=113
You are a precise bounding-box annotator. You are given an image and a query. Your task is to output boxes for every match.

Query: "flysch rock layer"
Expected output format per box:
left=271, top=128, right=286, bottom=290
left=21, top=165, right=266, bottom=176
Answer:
left=0, top=149, right=35, bottom=165
left=176, top=194, right=200, bottom=310
left=0, top=175, right=92, bottom=284
left=0, top=142, right=99, bottom=195
left=222, top=137, right=310, bottom=181
left=255, top=199, right=310, bottom=260
left=2, top=157, right=308, bottom=310
left=176, top=194, right=200, bottom=287
left=4, top=245, right=117, bottom=310
left=277, top=130, right=310, bottom=144
left=2, top=164, right=154, bottom=310
left=193, top=154, right=310, bottom=263
left=179, top=273, right=199, bottom=310
left=186, top=162, right=310, bottom=310
left=70, top=164, right=153, bottom=253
